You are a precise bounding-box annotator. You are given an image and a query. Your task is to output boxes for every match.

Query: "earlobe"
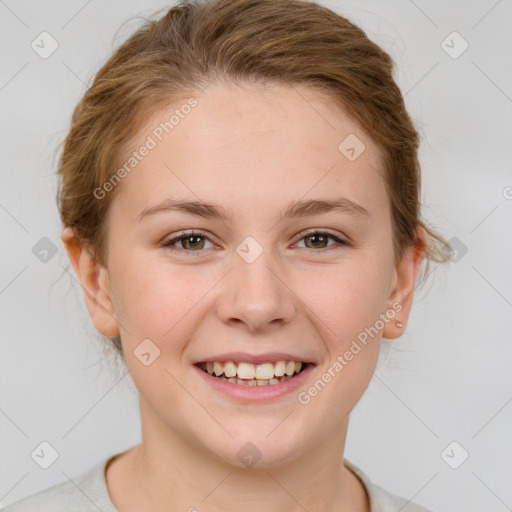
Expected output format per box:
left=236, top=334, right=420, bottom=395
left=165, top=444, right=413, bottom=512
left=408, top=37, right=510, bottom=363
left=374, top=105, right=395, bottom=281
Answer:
left=61, top=226, right=120, bottom=338
left=382, top=227, right=426, bottom=340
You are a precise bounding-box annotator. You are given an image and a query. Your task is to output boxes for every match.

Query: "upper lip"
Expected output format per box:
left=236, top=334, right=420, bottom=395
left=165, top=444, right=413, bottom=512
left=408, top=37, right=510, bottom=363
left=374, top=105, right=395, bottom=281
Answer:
left=195, top=352, right=315, bottom=365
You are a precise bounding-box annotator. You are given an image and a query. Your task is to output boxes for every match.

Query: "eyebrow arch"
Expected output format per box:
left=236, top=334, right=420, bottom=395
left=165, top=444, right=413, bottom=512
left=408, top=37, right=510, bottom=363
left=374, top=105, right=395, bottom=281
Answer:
left=137, top=197, right=370, bottom=223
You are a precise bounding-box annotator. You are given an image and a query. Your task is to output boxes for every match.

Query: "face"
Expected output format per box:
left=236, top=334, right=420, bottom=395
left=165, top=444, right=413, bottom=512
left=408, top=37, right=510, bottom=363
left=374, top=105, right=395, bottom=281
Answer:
left=65, top=81, right=422, bottom=468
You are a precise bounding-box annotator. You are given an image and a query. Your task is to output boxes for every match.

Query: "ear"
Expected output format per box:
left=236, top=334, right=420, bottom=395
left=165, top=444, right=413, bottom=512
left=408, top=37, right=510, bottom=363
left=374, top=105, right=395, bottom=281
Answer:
left=382, top=226, right=426, bottom=339
left=61, top=226, right=119, bottom=338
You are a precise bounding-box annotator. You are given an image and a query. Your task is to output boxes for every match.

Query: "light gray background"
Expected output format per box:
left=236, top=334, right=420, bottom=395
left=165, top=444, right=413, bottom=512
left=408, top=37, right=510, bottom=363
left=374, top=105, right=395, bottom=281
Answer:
left=1, top=1, right=511, bottom=510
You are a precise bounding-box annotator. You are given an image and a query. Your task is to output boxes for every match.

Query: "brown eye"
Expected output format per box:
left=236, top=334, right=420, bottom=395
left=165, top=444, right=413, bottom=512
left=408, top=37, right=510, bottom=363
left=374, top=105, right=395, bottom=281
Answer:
left=162, top=231, right=213, bottom=252
left=179, top=234, right=205, bottom=250
left=304, top=233, right=329, bottom=249
left=295, top=231, right=346, bottom=250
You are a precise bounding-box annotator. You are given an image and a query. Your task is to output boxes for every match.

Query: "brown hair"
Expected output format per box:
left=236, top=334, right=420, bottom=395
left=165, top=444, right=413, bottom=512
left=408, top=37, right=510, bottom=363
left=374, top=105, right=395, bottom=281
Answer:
left=56, top=0, right=450, bottom=354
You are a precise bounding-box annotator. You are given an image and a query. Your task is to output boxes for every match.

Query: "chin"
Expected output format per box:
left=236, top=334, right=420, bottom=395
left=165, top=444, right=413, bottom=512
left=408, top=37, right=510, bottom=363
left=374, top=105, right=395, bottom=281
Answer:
left=201, top=430, right=308, bottom=470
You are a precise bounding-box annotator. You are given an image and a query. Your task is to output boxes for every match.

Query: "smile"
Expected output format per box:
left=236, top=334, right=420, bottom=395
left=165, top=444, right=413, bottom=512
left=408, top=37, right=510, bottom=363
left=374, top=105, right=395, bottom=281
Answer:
left=197, top=360, right=307, bottom=386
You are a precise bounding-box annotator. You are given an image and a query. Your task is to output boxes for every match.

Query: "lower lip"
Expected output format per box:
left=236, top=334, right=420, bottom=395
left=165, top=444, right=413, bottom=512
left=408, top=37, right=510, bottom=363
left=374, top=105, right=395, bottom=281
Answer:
left=193, top=364, right=315, bottom=402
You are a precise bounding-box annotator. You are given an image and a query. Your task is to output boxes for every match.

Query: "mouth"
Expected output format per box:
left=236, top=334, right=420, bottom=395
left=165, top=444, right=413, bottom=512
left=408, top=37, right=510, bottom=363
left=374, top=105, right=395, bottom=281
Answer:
left=195, top=360, right=310, bottom=386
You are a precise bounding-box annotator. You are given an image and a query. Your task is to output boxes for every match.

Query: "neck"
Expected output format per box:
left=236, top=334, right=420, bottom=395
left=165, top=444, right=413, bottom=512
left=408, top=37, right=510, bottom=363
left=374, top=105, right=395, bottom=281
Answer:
left=107, top=399, right=370, bottom=512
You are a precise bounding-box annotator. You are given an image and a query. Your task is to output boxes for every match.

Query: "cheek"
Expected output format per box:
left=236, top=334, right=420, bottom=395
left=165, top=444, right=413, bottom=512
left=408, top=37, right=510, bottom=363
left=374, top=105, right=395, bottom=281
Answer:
left=112, top=255, right=216, bottom=349
left=304, top=256, right=391, bottom=344
left=302, top=265, right=386, bottom=414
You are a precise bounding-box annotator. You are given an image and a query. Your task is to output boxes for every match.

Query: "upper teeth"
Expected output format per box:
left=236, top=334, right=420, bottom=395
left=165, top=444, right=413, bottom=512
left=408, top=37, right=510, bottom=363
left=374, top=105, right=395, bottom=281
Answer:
left=203, top=361, right=303, bottom=380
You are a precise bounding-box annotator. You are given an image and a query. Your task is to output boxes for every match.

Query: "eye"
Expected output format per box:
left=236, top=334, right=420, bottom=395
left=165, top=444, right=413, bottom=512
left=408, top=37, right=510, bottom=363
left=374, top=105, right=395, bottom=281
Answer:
left=161, top=229, right=348, bottom=255
left=293, top=230, right=347, bottom=250
left=161, top=231, right=214, bottom=253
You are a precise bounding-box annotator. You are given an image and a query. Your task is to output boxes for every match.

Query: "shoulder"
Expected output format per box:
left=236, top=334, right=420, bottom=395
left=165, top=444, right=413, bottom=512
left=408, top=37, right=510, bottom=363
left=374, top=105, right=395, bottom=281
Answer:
left=344, top=458, right=435, bottom=512
left=0, top=456, right=118, bottom=512
left=365, top=481, right=434, bottom=512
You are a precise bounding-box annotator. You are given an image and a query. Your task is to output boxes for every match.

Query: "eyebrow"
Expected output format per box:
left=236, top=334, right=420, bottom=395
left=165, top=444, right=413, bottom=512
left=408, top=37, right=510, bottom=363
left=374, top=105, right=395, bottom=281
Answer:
left=137, top=197, right=370, bottom=223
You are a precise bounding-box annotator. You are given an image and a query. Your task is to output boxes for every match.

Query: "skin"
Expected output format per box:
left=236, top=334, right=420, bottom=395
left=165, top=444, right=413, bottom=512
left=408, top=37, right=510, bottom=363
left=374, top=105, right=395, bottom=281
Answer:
left=62, top=81, right=425, bottom=512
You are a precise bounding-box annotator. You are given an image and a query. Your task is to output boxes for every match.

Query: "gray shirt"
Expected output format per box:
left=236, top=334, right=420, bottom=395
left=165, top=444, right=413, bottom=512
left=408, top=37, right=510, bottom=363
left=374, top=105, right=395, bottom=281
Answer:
left=0, top=454, right=433, bottom=511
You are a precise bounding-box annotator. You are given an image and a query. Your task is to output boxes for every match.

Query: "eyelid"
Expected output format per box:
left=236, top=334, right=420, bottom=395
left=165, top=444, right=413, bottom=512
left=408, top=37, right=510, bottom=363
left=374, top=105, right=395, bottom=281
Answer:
left=294, top=228, right=347, bottom=243
left=161, top=229, right=213, bottom=248
left=291, top=229, right=349, bottom=250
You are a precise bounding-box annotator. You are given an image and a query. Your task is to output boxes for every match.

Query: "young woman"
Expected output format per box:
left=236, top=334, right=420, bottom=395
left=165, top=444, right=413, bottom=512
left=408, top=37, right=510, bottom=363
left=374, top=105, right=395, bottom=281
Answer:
left=2, top=0, right=449, bottom=510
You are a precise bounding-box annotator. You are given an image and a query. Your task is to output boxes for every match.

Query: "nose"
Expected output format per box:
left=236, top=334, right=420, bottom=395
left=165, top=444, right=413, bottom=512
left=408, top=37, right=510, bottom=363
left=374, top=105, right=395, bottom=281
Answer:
left=216, top=247, right=296, bottom=332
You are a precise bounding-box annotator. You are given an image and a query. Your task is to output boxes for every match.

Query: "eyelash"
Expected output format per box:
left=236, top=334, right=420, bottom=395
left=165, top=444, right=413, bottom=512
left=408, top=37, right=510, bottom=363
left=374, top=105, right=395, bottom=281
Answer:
left=161, top=229, right=348, bottom=255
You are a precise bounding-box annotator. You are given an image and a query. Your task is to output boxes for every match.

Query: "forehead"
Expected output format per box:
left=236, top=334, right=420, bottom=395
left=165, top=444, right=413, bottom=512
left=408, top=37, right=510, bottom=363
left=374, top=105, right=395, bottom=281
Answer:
left=112, top=81, right=388, bottom=222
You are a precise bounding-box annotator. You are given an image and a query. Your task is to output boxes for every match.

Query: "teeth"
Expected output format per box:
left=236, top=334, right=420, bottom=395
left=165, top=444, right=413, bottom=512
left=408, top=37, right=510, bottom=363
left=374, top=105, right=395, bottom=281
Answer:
left=214, top=374, right=295, bottom=386
left=285, top=361, right=296, bottom=376
left=213, top=362, right=224, bottom=377
left=274, top=361, right=286, bottom=377
left=224, top=361, right=237, bottom=378
left=237, top=362, right=255, bottom=379
left=201, top=360, right=305, bottom=383
left=255, top=363, right=274, bottom=380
